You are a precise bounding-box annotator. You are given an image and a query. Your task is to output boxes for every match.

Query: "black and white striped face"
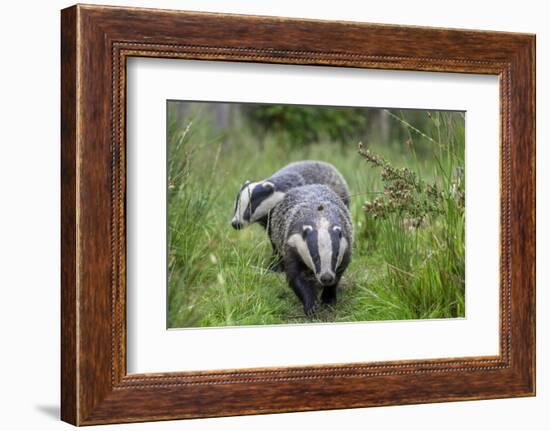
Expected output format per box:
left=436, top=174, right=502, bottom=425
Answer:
left=287, top=218, right=348, bottom=286
left=231, top=180, right=285, bottom=229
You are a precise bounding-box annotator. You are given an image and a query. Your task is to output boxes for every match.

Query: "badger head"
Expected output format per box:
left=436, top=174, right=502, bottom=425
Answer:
left=287, top=218, right=348, bottom=286
left=231, top=180, right=285, bottom=230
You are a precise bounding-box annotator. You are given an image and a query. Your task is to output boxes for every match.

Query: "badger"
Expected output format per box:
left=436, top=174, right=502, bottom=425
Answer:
left=269, top=184, right=353, bottom=316
left=231, top=160, right=350, bottom=231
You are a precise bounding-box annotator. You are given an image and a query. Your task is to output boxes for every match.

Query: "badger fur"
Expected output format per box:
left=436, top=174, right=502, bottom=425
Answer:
left=269, top=184, right=353, bottom=315
left=231, top=160, right=350, bottom=231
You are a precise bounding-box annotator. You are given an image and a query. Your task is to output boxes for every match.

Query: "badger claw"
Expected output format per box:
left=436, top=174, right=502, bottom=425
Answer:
left=303, top=301, right=317, bottom=316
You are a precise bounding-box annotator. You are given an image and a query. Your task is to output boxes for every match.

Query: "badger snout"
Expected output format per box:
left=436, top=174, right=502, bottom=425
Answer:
left=319, top=272, right=335, bottom=286
left=231, top=219, right=244, bottom=230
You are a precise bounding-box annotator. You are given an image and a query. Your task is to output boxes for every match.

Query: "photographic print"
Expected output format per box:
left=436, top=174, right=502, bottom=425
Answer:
left=61, top=6, right=536, bottom=423
left=167, top=101, right=465, bottom=328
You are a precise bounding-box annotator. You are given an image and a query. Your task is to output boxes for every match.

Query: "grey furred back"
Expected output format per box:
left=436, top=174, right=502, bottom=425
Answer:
left=269, top=161, right=350, bottom=207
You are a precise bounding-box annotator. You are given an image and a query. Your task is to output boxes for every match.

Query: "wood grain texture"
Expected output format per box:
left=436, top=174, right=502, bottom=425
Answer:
left=60, top=5, right=78, bottom=425
left=60, top=4, right=536, bottom=425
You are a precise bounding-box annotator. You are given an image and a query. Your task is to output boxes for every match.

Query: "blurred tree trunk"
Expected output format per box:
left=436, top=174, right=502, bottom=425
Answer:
left=211, top=103, right=231, bottom=132
left=173, top=101, right=187, bottom=123
left=210, top=103, right=239, bottom=148
left=378, top=109, right=390, bottom=144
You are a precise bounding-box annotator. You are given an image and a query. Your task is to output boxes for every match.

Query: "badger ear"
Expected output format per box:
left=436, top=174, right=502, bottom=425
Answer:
left=333, top=225, right=343, bottom=238
left=243, top=180, right=251, bottom=186
left=302, top=225, right=313, bottom=238
left=262, top=181, right=275, bottom=191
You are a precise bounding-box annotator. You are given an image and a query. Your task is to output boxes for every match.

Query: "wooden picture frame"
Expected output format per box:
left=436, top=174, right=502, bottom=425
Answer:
left=61, top=4, right=536, bottom=425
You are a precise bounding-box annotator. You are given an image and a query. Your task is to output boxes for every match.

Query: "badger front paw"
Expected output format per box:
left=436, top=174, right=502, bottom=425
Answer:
left=321, top=285, right=337, bottom=305
left=303, top=300, right=317, bottom=316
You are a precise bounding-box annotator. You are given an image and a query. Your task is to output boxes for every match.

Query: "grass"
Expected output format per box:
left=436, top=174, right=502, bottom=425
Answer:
left=167, top=106, right=465, bottom=328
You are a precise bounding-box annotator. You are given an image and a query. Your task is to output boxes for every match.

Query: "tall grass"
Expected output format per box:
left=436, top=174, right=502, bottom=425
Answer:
left=167, top=106, right=465, bottom=328
left=357, top=111, right=465, bottom=319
